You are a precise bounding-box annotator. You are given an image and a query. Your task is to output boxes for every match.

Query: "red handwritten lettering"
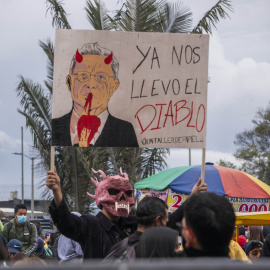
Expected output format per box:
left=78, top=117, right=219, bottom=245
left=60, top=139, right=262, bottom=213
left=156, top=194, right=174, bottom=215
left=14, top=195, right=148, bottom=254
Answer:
left=171, top=195, right=182, bottom=208
left=135, top=100, right=205, bottom=134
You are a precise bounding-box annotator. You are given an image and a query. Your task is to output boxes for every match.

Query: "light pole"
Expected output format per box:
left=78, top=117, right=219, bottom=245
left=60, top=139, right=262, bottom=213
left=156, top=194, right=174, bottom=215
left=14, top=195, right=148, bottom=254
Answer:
left=12, top=152, right=38, bottom=220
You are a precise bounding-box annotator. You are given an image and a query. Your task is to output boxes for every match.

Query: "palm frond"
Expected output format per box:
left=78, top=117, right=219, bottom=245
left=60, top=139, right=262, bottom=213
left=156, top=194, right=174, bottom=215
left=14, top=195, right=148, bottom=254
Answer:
left=192, top=0, right=234, bottom=35
left=141, top=148, right=169, bottom=179
left=85, top=0, right=113, bottom=30
left=158, top=2, right=193, bottom=33
left=39, top=39, right=54, bottom=94
left=17, top=109, right=50, bottom=152
left=46, top=0, right=71, bottom=29
left=16, top=76, right=52, bottom=131
left=111, top=0, right=167, bottom=32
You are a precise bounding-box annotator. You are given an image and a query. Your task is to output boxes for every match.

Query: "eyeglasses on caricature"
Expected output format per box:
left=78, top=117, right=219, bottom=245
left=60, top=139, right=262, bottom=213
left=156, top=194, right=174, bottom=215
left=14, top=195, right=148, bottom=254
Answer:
left=73, top=71, right=113, bottom=84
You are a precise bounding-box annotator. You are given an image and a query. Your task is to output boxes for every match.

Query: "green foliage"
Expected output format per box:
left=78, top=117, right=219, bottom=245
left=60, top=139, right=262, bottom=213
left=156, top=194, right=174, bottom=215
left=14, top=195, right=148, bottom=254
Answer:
left=216, top=159, right=237, bottom=170
left=192, top=0, right=233, bottom=34
left=157, top=2, right=193, bottom=33
left=39, top=39, right=54, bottom=94
left=85, top=0, right=113, bottom=30
left=46, top=0, right=71, bottom=29
left=234, top=103, right=270, bottom=184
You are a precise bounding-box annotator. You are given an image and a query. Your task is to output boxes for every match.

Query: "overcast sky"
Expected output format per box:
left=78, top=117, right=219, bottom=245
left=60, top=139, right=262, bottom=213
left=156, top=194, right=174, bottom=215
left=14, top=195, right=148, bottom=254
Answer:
left=0, top=0, right=269, bottom=200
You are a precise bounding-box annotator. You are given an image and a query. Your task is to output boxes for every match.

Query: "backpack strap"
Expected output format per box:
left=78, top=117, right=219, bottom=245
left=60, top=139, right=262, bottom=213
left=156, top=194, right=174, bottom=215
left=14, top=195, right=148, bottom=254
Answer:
left=27, top=221, right=32, bottom=234
left=7, top=222, right=12, bottom=237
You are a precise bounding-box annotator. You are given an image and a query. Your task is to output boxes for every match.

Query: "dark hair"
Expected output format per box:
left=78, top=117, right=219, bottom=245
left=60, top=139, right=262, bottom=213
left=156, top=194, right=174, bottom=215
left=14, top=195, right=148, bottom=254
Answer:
left=261, top=234, right=270, bottom=257
left=31, top=221, right=41, bottom=231
left=0, top=239, right=8, bottom=261
left=137, top=227, right=178, bottom=258
left=244, top=240, right=263, bottom=255
left=48, top=233, right=58, bottom=246
left=184, top=192, right=235, bottom=254
left=263, top=226, right=270, bottom=239
left=14, top=204, right=27, bottom=214
left=249, top=226, right=264, bottom=242
left=136, top=197, right=168, bottom=226
left=239, top=226, right=246, bottom=236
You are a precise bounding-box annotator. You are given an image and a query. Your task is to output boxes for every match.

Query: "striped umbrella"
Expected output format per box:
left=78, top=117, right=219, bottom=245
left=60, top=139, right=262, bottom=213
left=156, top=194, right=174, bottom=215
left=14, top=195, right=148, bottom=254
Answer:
left=134, top=163, right=270, bottom=198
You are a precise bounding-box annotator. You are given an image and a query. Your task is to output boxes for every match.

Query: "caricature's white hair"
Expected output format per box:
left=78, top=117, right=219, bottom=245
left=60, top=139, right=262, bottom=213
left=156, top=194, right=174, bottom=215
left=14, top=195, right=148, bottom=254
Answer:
left=70, top=42, right=119, bottom=79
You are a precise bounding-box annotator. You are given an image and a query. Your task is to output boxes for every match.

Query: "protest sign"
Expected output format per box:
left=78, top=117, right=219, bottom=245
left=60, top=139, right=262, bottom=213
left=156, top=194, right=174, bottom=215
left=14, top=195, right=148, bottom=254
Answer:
left=52, top=30, right=209, bottom=148
left=227, top=197, right=270, bottom=212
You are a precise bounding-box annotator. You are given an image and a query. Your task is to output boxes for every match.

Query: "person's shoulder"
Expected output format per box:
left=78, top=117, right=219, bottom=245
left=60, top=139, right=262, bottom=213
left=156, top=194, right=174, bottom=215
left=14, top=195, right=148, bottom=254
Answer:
left=3, top=219, right=15, bottom=229
left=29, top=222, right=37, bottom=232
left=81, top=213, right=100, bottom=223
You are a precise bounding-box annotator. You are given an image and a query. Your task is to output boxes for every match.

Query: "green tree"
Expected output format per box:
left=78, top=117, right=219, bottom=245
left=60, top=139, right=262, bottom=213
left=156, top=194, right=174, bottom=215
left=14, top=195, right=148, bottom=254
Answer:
left=234, top=103, right=270, bottom=185
left=16, top=0, right=234, bottom=212
left=216, top=159, right=238, bottom=170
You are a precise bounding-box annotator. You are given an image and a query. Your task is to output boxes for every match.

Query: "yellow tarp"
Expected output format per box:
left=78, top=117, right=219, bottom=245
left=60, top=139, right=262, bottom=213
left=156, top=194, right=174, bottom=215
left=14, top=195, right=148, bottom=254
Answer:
left=235, top=211, right=270, bottom=226
left=235, top=211, right=270, bottom=242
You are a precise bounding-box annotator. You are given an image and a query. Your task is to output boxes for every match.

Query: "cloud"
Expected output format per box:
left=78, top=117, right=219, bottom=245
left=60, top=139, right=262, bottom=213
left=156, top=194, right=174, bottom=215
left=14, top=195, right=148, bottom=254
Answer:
left=206, top=33, right=270, bottom=152
left=0, top=130, right=27, bottom=153
left=166, top=148, right=241, bottom=169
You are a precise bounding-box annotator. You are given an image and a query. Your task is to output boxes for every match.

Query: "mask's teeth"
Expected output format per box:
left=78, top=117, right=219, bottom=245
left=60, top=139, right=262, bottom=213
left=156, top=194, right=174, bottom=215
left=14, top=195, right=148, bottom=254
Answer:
left=127, top=204, right=130, bottom=213
left=115, top=202, right=118, bottom=211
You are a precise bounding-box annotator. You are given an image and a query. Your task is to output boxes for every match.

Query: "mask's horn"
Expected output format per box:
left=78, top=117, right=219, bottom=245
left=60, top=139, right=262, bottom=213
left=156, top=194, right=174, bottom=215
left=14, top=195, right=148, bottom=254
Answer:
left=86, top=192, right=95, bottom=200
left=91, top=177, right=98, bottom=187
left=92, top=168, right=107, bottom=181
left=120, top=167, right=129, bottom=181
left=76, top=49, right=83, bottom=63
left=104, top=52, right=113, bottom=64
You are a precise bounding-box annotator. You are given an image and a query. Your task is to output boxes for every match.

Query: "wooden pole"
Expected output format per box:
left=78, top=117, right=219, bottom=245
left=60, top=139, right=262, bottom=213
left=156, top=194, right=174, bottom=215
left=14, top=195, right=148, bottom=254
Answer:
left=236, top=226, right=239, bottom=243
left=201, top=148, right=206, bottom=184
left=50, top=146, right=55, bottom=171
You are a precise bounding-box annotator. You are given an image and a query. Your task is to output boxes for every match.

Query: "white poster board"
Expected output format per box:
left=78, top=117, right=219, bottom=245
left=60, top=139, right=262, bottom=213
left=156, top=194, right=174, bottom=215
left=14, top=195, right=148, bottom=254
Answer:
left=52, top=30, right=209, bottom=148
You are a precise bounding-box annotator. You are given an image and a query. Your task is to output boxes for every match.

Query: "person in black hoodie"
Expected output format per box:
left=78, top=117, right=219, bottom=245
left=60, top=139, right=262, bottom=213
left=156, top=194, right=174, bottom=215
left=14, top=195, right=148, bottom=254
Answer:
left=47, top=167, right=206, bottom=260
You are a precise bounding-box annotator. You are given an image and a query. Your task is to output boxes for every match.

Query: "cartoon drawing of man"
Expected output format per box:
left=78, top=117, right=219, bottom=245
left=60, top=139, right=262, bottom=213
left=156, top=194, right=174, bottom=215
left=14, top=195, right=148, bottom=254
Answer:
left=52, top=43, right=138, bottom=147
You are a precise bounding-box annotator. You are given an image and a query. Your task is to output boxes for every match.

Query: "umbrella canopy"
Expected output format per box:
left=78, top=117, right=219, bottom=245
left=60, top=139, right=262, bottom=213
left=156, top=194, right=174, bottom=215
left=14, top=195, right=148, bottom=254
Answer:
left=134, top=163, right=270, bottom=198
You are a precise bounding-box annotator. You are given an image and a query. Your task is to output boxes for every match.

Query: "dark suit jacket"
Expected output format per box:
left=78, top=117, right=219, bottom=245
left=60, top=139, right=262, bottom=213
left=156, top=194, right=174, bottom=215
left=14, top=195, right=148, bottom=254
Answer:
left=52, top=110, right=138, bottom=147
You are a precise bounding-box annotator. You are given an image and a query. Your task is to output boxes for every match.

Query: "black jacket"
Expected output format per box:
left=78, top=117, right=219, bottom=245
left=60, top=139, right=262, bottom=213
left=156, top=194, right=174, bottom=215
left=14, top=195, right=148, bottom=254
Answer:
left=52, top=110, right=138, bottom=147
left=49, top=200, right=137, bottom=259
left=49, top=198, right=185, bottom=259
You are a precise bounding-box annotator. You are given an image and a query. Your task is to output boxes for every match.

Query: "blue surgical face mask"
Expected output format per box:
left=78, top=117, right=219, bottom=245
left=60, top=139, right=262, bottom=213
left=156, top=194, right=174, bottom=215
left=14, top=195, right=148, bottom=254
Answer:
left=17, top=216, right=27, bottom=224
left=245, top=231, right=249, bottom=239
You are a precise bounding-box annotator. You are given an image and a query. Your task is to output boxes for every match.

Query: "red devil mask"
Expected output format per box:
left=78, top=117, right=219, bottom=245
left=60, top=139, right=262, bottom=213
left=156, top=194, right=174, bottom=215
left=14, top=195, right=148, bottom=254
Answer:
left=87, top=168, right=135, bottom=217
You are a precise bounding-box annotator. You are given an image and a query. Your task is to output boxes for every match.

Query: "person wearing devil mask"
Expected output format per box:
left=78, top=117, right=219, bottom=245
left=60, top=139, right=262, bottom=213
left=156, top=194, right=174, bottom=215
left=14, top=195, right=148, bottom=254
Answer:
left=51, top=42, right=138, bottom=147
left=47, top=167, right=207, bottom=260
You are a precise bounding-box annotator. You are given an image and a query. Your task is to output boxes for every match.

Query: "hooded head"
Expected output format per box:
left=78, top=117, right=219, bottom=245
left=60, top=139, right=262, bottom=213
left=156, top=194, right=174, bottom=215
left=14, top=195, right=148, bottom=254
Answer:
left=87, top=168, right=135, bottom=218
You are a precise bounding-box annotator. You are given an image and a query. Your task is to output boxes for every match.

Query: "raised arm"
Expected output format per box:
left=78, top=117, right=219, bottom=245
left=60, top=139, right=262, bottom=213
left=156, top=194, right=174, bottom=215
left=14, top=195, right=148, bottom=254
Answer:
left=46, top=167, right=63, bottom=207
left=46, top=168, right=90, bottom=246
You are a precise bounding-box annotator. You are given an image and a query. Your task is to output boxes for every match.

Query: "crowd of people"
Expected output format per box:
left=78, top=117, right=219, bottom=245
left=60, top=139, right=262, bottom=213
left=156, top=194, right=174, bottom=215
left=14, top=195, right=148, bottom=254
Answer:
left=0, top=168, right=270, bottom=267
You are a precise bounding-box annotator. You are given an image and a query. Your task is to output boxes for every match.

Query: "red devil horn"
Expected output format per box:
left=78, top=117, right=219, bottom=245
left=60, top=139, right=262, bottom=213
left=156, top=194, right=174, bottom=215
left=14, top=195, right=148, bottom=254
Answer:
left=76, top=49, right=83, bottom=63
left=104, top=52, right=113, bottom=64
left=92, top=168, right=107, bottom=180
left=87, top=192, right=95, bottom=200
left=120, top=167, right=129, bottom=181
left=91, top=177, right=98, bottom=187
